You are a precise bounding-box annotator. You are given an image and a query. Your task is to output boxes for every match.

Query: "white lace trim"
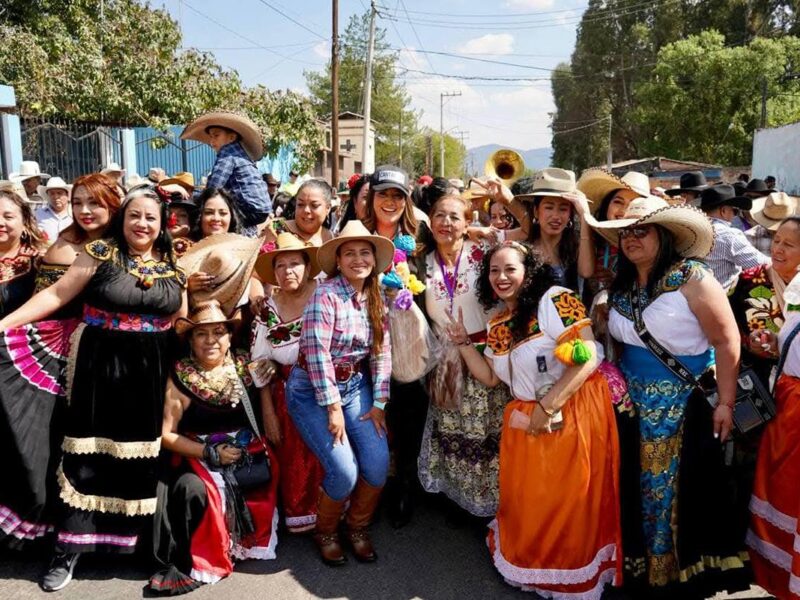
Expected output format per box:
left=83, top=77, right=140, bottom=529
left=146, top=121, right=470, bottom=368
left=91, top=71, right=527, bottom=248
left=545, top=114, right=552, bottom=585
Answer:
left=62, top=436, right=161, bottom=459
left=750, top=495, right=797, bottom=533
left=514, top=568, right=616, bottom=599
left=488, top=519, right=618, bottom=586
left=189, top=568, right=222, bottom=584
left=285, top=513, right=316, bottom=530
left=231, top=508, right=279, bottom=561
left=746, top=529, right=792, bottom=572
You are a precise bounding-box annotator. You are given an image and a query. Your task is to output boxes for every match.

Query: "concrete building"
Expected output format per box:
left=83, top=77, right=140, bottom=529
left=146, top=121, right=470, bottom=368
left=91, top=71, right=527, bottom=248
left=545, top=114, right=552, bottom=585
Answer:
left=313, top=112, right=376, bottom=185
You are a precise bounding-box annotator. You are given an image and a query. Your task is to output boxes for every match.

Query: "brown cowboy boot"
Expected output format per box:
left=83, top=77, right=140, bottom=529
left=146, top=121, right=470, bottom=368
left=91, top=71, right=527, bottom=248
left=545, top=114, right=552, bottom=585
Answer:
left=313, top=490, right=346, bottom=566
left=345, top=478, right=383, bottom=562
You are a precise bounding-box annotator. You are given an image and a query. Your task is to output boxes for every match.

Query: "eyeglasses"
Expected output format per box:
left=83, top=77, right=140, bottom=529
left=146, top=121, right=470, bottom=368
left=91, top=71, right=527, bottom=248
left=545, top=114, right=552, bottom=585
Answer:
left=619, top=226, right=652, bottom=240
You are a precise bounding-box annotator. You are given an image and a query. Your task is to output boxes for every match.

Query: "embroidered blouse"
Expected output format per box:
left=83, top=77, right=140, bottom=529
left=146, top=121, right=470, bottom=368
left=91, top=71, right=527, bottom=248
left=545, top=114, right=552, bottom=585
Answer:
left=0, top=244, right=38, bottom=318
left=299, top=274, right=391, bottom=406
left=250, top=296, right=302, bottom=366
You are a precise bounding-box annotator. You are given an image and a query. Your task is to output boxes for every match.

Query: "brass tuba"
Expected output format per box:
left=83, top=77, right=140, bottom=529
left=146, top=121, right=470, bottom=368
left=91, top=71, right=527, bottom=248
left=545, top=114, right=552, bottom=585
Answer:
left=484, top=149, right=524, bottom=186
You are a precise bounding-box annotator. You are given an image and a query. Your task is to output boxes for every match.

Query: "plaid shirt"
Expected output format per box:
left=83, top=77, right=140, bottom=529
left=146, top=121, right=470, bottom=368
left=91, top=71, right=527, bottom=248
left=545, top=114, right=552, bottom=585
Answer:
left=744, top=224, right=774, bottom=255
left=299, top=275, right=391, bottom=406
left=705, top=218, right=770, bottom=292
left=206, top=141, right=271, bottom=234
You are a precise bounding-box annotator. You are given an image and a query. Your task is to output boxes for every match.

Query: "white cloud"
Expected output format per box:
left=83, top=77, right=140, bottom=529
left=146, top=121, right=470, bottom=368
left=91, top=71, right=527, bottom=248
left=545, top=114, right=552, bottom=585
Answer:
left=505, top=0, right=555, bottom=9
left=313, top=41, right=329, bottom=59
left=457, top=33, right=514, bottom=56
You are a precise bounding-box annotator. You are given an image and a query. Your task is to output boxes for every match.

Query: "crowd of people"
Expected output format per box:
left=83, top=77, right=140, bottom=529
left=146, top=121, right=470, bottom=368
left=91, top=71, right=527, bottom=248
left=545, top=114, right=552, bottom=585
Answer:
left=1, top=109, right=799, bottom=600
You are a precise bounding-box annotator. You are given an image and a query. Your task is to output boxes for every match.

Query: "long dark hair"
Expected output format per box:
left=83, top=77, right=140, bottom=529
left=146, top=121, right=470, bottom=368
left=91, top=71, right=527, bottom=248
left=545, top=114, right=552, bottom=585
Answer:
left=528, top=196, right=578, bottom=270
left=338, top=174, right=370, bottom=230
left=191, top=187, right=240, bottom=240
left=596, top=188, right=623, bottom=223
left=416, top=178, right=465, bottom=256
left=610, top=224, right=681, bottom=297
left=334, top=242, right=384, bottom=354
left=108, top=184, right=176, bottom=268
left=476, top=242, right=558, bottom=342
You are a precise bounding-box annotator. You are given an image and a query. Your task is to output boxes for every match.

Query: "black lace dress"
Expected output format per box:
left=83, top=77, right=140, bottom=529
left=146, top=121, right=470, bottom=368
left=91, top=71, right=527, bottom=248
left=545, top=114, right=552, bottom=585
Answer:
left=54, top=239, right=185, bottom=555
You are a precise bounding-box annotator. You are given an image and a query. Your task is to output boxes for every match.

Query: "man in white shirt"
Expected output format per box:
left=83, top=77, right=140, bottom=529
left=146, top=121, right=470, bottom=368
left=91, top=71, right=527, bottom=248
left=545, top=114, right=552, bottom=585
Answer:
left=700, top=183, right=769, bottom=291
left=35, top=177, right=73, bottom=243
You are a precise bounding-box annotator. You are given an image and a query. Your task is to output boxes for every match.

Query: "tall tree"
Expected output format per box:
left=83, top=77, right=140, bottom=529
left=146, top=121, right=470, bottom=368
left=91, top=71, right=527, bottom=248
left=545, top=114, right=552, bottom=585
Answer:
left=304, top=11, right=418, bottom=168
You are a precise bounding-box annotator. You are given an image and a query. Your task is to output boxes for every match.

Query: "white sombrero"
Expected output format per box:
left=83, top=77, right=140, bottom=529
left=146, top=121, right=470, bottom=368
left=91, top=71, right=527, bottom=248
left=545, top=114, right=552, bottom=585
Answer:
left=181, top=111, right=264, bottom=161
left=750, top=192, right=799, bottom=232
left=577, top=169, right=650, bottom=215
left=590, top=195, right=714, bottom=258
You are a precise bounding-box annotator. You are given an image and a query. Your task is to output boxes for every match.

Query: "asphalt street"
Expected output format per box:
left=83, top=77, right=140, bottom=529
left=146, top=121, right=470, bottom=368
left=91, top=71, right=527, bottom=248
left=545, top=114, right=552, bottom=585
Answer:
left=0, top=498, right=774, bottom=600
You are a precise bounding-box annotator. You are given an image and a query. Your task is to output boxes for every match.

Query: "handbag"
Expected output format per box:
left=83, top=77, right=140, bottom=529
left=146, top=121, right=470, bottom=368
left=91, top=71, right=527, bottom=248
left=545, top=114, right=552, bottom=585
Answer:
left=230, top=386, right=271, bottom=489
left=629, top=288, right=776, bottom=435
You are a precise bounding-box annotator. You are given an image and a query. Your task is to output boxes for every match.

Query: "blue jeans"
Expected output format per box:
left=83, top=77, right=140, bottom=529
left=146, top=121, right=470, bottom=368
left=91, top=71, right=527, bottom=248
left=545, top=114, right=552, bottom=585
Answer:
left=286, top=366, right=389, bottom=501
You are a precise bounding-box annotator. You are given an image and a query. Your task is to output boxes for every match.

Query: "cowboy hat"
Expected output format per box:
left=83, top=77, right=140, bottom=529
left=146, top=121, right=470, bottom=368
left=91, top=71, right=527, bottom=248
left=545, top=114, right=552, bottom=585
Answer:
left=179, top=232, right=262, bottom=316
left=750, top=192, right=799, bottom=232
left=0, top=180, right=30, bottom=202
left=10, top=161, right=50, bottom=184
left=317, top=220, right=395, bottom=277
left=577, top=169, right=650, bottom=214
left=513, top=167, right=577, bottom=201
left=255, top=232, right=320, bottom=286
left=174, top=299, right=241, bottom=337
left=181, top=111, right=264, bottom=161
left=742, top=178, right=771, bottom=197
left=590, top=195, right=714, bottom=259
left=699, top=184, right=752, bottom=211
left=37, top=176, right=72, bottom=199
left=665, top=171, right=708, bottom=196
left=148, top=167, right=166, bottom=183
left=101, top=162, right=125, bottom=176
left=160, top=172, right=195, bottom=195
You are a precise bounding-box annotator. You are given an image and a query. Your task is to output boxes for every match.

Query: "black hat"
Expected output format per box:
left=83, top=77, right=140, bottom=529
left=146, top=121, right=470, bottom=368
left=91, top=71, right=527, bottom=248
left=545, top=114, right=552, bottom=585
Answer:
left=746, top=179, right=771, bottom=196
left=733, top=181, right=748, bottom=197
left=699, top=184, right=752, bottom=211
left=370, top=165, right=410, bottom=195
left=665, top=171, right=709, bottom=196
left=164, top=189, right=198, bottom=213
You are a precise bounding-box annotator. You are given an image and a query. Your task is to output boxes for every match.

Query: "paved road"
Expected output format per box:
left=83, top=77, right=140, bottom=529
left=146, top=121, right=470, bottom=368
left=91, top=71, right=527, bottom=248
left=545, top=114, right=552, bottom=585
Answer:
left=0, top=498, right=774, bottom=600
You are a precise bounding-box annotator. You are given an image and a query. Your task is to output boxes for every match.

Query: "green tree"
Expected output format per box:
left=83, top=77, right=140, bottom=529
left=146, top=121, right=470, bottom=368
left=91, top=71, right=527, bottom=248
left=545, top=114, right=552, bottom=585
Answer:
left=304, top=11, right=418, bottom=167
left=404, top=129, right=466, bottom=179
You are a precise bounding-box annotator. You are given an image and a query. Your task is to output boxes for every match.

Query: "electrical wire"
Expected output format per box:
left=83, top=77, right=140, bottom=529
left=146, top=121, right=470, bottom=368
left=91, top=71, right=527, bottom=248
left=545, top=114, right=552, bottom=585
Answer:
left=254, top=0, right=327, bottom=40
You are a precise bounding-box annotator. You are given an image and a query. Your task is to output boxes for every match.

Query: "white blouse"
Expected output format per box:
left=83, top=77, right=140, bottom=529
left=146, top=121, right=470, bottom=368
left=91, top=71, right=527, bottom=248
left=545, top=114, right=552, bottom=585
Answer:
left=250, top=297, right=302, bottom=366
left=483, top=286, right=599, bottom=401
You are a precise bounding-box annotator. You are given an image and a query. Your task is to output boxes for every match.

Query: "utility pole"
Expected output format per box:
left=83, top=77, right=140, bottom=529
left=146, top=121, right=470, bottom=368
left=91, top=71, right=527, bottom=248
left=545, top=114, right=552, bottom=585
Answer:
left=606, top=115, right=613, bottom=171
left=361, top=1, right=377, bottom=173
left=331, top=0, right=340, bottom=188
left=398, top=109, right=403, bottom=168
left=454, top=130, right=469, bottom=179
left=760, top=76, right=768, bottom=129
left=425, top=135, right=433, bottom=175
left=440, top=91, right=461, bottom=177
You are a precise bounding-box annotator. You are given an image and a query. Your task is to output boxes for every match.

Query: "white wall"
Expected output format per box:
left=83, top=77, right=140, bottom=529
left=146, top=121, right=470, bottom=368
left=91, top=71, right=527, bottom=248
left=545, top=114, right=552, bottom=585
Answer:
left=752, top=122, right=800, bottom=194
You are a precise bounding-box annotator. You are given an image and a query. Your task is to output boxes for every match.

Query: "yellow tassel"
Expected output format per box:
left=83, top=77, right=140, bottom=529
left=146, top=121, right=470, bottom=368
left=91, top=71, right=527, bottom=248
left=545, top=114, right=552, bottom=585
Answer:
left=554, top=341, right=576, bottom=366
left=554, top=337, right=592, bottom=366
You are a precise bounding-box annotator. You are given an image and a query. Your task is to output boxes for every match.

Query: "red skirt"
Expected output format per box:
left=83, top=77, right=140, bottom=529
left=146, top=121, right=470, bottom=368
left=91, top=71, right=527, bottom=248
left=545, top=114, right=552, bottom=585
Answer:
left=748, top=374, right=800, bottom=599
left=273, top=367, right=323, bottom=532
left=487, top=370, right=622, bottom=599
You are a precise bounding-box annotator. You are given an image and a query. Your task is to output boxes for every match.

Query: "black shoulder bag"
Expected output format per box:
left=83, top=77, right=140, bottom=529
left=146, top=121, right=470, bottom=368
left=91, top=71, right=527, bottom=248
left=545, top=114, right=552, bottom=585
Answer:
left=629, top=288, right=776, bottom=435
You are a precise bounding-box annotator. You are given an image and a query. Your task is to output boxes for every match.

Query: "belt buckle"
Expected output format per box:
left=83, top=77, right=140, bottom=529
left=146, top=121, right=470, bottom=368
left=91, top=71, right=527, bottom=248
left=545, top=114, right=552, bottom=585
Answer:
left=335, top=363, right=354, bottom=383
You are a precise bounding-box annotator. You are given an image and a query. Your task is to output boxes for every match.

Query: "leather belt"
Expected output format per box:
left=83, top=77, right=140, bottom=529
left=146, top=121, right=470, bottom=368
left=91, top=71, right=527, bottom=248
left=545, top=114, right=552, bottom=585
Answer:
left=297, top=353, right=365, bottom=383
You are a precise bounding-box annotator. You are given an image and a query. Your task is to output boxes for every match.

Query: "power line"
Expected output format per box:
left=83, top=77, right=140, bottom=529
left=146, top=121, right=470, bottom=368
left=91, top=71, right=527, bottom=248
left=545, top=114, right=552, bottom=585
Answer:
left=254, top=0, right=327, bottom=39
left=397, top=0, right=439, bottom=75
left=375, top=0, right=658, bottom=18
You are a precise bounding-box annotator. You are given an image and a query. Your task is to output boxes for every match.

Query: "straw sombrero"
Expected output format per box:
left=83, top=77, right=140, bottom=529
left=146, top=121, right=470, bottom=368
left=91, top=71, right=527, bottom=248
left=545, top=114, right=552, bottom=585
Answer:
left=577, top=169, right=650, bottom=215
left=317, top=220, right=395, bottom=277
left=181, top=111, right=264, bottom=161
left=750, top=192, right=799, bottom=232
left=160, top=172, right=195, bottom=195
left=255, top=232, right=320, bottom=287
left=174, top=299, right=241, bottom=337
left=590, top=195, right=714, bottom=259
left=179, top=232, right=262, bottom=315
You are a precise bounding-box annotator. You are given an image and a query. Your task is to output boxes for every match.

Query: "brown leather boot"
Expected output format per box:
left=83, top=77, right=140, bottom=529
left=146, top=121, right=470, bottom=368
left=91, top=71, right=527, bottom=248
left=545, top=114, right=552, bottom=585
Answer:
left=313, top=490, right=346, bottom=566
left=345, top=478, right=383, bottom=562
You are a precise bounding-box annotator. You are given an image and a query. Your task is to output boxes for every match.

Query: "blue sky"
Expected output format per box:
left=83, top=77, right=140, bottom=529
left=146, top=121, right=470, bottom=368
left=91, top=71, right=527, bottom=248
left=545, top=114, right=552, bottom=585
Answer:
left=158, top=0, right=587, bottom=150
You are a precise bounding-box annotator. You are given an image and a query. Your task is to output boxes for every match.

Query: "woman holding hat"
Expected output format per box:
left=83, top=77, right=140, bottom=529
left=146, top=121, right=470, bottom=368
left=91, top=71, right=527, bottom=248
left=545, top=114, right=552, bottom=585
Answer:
left=444, top=240, right=622, bottom=598
left=250, top=233, right=323, bottom=533
left=149, top=299, right=279, bottom=595
left=0, top=183, right=187, bottom=591
left=286, top=220, right=393, bottom=566
left=0, top=174, right=120, bottom=550
left=594, top=197, right=750, bottom=597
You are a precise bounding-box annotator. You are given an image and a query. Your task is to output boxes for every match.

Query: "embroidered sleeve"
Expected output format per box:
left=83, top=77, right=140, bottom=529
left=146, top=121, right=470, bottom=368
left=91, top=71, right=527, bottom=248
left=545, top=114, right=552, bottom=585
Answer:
left=541, top=287, right=591, bottom=342
left=485, top=313, right=513, bottom=357
left=174, top=266, right=188, bottom=288
left=234, top=350, right=254, bottom=387
left=661, top=259, right=711, bottom=291
left=84, top=239, right=116, bottom=262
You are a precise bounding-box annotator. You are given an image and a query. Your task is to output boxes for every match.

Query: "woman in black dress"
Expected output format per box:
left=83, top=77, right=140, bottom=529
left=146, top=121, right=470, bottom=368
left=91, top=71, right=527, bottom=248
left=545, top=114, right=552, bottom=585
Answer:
left=0, top=183, right=187, bottom=591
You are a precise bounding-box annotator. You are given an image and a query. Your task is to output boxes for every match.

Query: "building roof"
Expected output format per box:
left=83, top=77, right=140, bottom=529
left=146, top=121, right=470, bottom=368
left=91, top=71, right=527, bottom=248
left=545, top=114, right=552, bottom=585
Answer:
left=609, top=156, right=722, bottom=172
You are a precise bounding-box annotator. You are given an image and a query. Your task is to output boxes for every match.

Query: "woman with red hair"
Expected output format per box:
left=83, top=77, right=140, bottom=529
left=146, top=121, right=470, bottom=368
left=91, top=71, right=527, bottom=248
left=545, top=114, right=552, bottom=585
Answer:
left=0, top=173, right=121, bottom=551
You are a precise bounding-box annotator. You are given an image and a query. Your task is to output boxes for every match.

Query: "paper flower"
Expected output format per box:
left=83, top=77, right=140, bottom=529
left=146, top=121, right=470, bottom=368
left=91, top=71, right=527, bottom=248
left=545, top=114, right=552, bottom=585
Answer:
left=394, top=288, right=414, bottom=310
left=407, top=274, right=426, bottom=295
left=382, top=270, right=404, bottom=290
left=395, top=261, right=410, bottom=286
left=393, top=248, right=408, bottom=264
left=347, top=173, right=362, bottom=189
left=394, top=234, right=416, bottom=253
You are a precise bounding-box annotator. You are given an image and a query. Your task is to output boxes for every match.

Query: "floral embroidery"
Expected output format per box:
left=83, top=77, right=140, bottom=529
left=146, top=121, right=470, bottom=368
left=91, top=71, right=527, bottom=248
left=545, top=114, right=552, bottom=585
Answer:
left=171, top=237, right=194, bottom=259
left=34, top=262, right=69, bottom=292
left=267, top=320, right=302, bottom=346
left=85, top=239, right=116, bottom=261
left=174, top=350, right=252, bottom=407
left=732, top=265, right=783, bottom=335
left=0, top=245, right=37, bottom=284
left=611, top=259, right=708, bottom=319
left=487, top=312, right=541, bottom=355
left=551, top=291, right=587, bottom=326
left=85, top=239, right=185, bottom=288
left=82, top=306, right=172, bottom=332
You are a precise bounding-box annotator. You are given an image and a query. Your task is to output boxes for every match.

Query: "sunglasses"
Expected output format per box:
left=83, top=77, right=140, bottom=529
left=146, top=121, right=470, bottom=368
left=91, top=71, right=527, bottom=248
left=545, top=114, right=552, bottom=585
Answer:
left=619, top=226, right=652, bottom=240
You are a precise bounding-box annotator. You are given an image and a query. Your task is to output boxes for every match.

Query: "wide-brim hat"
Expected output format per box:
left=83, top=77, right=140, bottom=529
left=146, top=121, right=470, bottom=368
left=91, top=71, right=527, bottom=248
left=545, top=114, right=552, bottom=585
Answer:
left=590, top=195, right=714, bottom=259
left=743, top=178, right=771, bottom=197
left=174, top=299, right=241, bottom=337
left=101, top=162, right=126, bottom=176
left=577, top=169, right=650, bottom=214
left=179, top=232, right=262, bottom=315
left=160, top=172, right=195, bottom=195
left=10, top=161, right=50, bottom=183
left=699, top=184, right=752, bottom=211
left=181, top=111, right=264, bottom=161
left=0, top=180, right=30, bottom=202
left=514, top=167, right=577, bottom=201
left=317, top=220, right=395, bottom=276
left=750, top=192, right=799, bottom=232
left=37, top=176, right=72, bottom=199
left=665, top=171, right=708, bottom=196
left=255, top=232, right=320, bottom=287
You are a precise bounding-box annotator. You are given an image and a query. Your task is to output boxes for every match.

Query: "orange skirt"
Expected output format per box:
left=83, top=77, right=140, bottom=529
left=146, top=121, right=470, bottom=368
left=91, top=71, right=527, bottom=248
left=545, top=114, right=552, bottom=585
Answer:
left=748, top=374, right=800, bottom=599
left=487, top=370, right=622, bottom=598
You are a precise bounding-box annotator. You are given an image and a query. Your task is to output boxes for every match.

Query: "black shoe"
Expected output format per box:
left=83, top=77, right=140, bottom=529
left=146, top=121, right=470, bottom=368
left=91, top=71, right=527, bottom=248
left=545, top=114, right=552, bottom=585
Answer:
left=386, top=481, right=414, bottom=529
left=41, top=552, right=80, bottom=592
